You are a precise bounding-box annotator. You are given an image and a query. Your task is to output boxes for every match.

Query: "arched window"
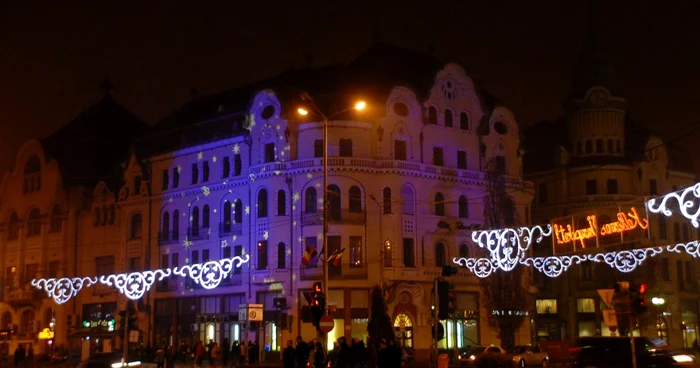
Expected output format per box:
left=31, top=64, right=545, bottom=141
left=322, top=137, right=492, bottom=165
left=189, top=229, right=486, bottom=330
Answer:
left=277, top=190, right=286, bottom=216
left=202, top=205, right=210, bottom=228
left=172, top=210, right=180, bottom=239
left=130, top=213, right=142, bottom=239
left=23, top=156, right=41, bottom=194
left=101, top=206, right=108, bottom=226
left=434, top=193, right=445, bottom=216
left=501, top=197, right=516, bottom=227
left=585, top=140, right=592, bottom=154
left=257, top=189, right=268, bottom=218
left=49, top=205, right=62, bottom=233
left=428, top=106, right=438, bottom=125
left=401, top=185, right=415, bottom=215
left=435, top=242, right=446, bottom=267
left=277, top=242, right=286, bottom=269
left=7, top=212, right=19, bottom=240
left=349, top=186, right=362, bottom=213
left=383, top=187, right=392, bottom=214
left=162, top=212, right=170, bottom=239
left=20, top=309, right=34, bottom=335
left=328, top=185, right=341, bottom=221
left=93, top=207, right=101, bottom=227
left=596, top=139, right=604, bottom=153
left=305, top=188, right=317, bottom=214
left=27, top=208, right=41, bottom=237
left=459, top=244, right=469, bottom=259
left=460, top=112, right=469, bottom=130
left=458, top=195, right=469, bottom=218
left=444, top=109, right=454, bottom=127
left=607, top=139, right=613, bottom=153
left=191, top=207, right=200, bottom=236
left=234, top=200, right=243, bottom=224
left=223, top=201, right=232, bottom=232
left=0, top=312, right=11, bottom=330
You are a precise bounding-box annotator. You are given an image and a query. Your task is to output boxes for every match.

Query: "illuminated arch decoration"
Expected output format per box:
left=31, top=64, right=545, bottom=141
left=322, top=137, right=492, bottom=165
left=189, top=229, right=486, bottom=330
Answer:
left=587, top=247, right=663, bottom=273
left=100, top=269, right=172, bottom=300
left=452, top=257, right=496, bottom=278
left=471, top=224, right=552, bottom=271
left=647, top=182, right=700, bottom=228
left=520, top=255, right=587, bottom=278
left=173, top=254, right=250, bottom=290
left=31, top=277, right=98, bottom=305
left=667, top=240, right=700, bottom=258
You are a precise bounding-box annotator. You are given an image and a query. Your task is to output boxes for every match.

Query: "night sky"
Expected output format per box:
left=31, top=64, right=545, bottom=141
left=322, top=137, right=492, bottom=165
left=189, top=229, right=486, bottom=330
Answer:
left=2, top=1, right=700, bottom=173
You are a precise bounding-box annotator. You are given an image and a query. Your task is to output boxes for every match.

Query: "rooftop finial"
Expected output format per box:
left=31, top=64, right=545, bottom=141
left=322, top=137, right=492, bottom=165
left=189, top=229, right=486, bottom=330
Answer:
left=99, top=77, right=115, bottom=98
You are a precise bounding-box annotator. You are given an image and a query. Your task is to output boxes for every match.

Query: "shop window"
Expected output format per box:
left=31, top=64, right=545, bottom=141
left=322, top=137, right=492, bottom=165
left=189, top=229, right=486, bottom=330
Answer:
left=577, top=298, right=595, bottom=313
left=536, top=299, right=557, bottom=314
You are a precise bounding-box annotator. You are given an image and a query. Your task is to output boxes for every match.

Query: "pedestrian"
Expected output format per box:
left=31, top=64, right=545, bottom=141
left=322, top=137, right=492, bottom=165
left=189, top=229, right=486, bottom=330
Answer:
left=155, top=346, right=165, bottom=368
left=377, top=339, right=391, bottom=368
left=195, top=340, right=205, bottom=368
left=230, top=341, right=240, bottom=368
left=350, top=338, right=367, bottom=368
left=211, top=343, right=221, bottom=368
left=222, top=338, right=230, bottom=367
left=166, top=345, right=175, bottom=368
left=295, top=336, right=310, bottom=368
left=282, top=340, right=295, bottom=368
left=26, top=345, right=33, bottom=368
left=327, top=343, right=339, bottom=368
left=313, top=342, right=325, bottom=368
left=239, top=340, right=247, bottom=366
left=335, top=337, right=351, bottom=368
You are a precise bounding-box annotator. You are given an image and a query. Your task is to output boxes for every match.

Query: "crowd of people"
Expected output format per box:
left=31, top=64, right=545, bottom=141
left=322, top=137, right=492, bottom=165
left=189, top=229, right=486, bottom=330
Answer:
left=283, top=336, right=404, bottom=368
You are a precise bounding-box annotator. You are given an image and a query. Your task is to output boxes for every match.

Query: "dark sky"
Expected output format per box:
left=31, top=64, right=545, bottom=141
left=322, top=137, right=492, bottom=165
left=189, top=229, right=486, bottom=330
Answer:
left=2, top=1, right=700, bottom=173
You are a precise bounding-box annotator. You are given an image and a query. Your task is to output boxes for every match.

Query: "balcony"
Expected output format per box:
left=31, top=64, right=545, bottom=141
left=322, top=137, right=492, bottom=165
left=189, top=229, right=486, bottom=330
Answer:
left=219, top=222, right=243, bottom=237
left=187, top=227, right=210, bottom=240
left=158, top=231, right=179, bottom=245
left=301, top=209, right=366, bottom=226
left=300, top=266, right=367, bottom=280
left=4, top=285, right=41, bottom=307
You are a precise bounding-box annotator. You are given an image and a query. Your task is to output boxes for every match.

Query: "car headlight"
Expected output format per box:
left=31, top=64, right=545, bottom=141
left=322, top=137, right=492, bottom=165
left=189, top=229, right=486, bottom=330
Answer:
left=469, top=355, right=476, bottom=361
left=673, top=354, right=694, bottom=363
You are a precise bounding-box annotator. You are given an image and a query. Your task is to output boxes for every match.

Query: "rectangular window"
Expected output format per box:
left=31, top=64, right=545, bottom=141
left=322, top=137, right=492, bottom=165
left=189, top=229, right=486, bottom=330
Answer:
left=457, top=150, right=467, bottom=169
left=536, top=299, right=558, bottom=314
left=685, top=261, right=694, bottom=282
left=585, top=179, right=597, bottom=195
left=234, top=154, right=242, bottom=176
left=314, top=140, right=324, bottom=158
left=233, top=246, right=242, bottom=275
left=191, top=164, right=198, bottom=184
left=172, top=168, right=179, bottom=188
left=538, top=184, right=548, bottom=204
left=658, top=216, right=667, bottom=239
left=677, top=260, right=685, bottom=289
left=128, top=257, right=139, bottom=272
left=5, top=267, right=15, bottom=288
left=24, top=264, right=38, bottom=285
left=576, top=298, right=595, bottom=313
left=134, top=176, right=142, bottom=195
left=191, top=250, right=199, bottom=265
left=223, top=157, right=231, bottom=178
left=649, top=179, right=658, bottom=195
left=171, top=253, right=179, bottom=269
left=48, top=261, right=59, bottom=279
left=350, top=236, right=362, bottom=268
left=277, top=243, right=286, bottom=269
left=606, top=179, right=618, bottom=194
left=264, top=143, right=275, bottom=163
left=95, top=256, right=115, bottom=276
left=394, top=140, right=407, bottom=161
left=339, top=139, right=353, bottom=157
left=403, top=238, right=415, bottom=267
left=662, top=258, right=670, bottom=281
left=433, top=147, right=444, bottom=166
left=579, top=263, right=592, bottom=281
left=202, top=249, right=210, bottom=263
left=202, top=161, right=210, bottom=182
left=257, top=241, right=268, bottom=269
left=162, top=170, right=169, bottom=191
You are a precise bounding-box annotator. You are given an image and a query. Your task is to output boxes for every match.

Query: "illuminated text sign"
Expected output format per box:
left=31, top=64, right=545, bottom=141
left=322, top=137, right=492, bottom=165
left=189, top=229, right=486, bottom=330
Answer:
left=553, top=207, right=649, bottom=248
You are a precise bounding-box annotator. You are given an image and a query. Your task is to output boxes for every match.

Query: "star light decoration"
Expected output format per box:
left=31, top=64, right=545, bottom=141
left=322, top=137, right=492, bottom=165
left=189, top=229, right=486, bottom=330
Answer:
left=32, top=254, right=251, bottom=304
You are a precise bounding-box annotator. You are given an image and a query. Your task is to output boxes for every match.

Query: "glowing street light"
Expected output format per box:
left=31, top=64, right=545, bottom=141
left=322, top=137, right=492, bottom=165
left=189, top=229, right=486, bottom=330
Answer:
left=354, top=101, right=366, bottom=111
left=297, top=107, right=309, bottom=116
left=652, top=297, right=665, bottom=305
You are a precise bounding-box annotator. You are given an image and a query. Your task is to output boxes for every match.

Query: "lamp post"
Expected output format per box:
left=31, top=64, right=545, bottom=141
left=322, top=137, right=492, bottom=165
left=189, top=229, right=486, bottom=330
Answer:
left=298, top=97, right=366, bottom=347
left=652, top=297, right=666, bottom=342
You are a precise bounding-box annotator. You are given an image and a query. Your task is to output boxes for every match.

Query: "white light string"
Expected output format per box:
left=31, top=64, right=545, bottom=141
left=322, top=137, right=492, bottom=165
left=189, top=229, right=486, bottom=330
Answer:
left=520, top=255, right=588, bottom=278
left=32, top=254, right=250, bottom=304
left=471, top=225, right=552, bottom=272
left=647, top=182, right=700, bottom=228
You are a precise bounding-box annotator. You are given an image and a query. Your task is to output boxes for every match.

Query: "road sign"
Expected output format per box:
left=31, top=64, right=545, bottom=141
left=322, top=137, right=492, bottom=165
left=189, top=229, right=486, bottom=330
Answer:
left=239, top=304, right=264, bottom=322
left=602, top=309, right=618, bottom=327
left=598, top=289, right=615, bottom=308
left=319, top=315, right=334, bottom=334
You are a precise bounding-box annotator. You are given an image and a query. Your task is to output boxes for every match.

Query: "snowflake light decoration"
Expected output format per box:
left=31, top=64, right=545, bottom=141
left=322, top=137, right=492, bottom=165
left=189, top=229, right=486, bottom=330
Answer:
left=263, top=231, right=269, bottom=240
left=245, top=206, right=250, bottom=215
left=202, top=186, right=211, bottom=196
left=293, top=192, right=300, bottom=202
left=233, top=143, right=240, bottom=154
left=197, top=152, right=203, bottom=160
left=183, top=238, right=193, bottom=248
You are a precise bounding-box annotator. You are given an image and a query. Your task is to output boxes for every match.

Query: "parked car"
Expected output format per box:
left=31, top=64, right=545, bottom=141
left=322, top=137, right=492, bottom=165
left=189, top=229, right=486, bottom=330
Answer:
left=570, top=336, right=676, bottom=368
left=507, top=345, right=549, bottom=367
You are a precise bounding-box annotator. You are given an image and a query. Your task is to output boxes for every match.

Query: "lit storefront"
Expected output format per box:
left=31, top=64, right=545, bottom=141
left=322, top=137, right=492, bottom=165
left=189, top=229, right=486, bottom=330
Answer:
left=299, top=288, right=369, bottom=351
left=74, top=303, right=118, bottom=353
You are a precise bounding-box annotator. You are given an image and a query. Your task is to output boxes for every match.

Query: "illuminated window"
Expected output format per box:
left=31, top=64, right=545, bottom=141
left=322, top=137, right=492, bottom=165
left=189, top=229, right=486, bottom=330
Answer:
left=339, top=139, right=353, bottom=157
left=585, top=140, right=592, bottom=154
left=401, top=185, right=415, bottom=215
left=162, top=170, right=169, bottom=190
left=536, top=299, right=557, bottom=314
left=596, top=139, right=604, bottom=153
left=305, top=188, right=317, bottom=213
left=277, top=190, right=286, bottom=216
left=606, top=179, right=618, bottom=194
left=172, top=168, right=179, bottom=188
left=428, top=106, right=438, bottom=125
left=459, top=112, right=469, bottom=130
left=202, top=161, right=210, bottom=182
left=434, top=193, right=445, bottom=216
left=394, top=140, right=407, bottom=160
left=27, top=209, right=41, bottom=237
left=433, top=147, right=444, bottom=166
left=257, top=241, right=268, bottom=269
left=384, top=240, right=393, bottom=267
left=257, top=189, right=268, bottom=218
left=458, top=196, right=469, bottom=218
left=314, top=139, right=324, bottom=158
left=457, top=151, right=467, bottom=169
left=435, top=242, right=446, bottom=267
left=444, top=109, right=454, bottom=127
left=350, top=236, right=363, bottom=268
left=349, top=186, right=362, bottom=213
left=49, top=205, right=62, bottom=233
left=383, top=187, right=392, bottom=214
left=403, top=238, right=415, bottom=267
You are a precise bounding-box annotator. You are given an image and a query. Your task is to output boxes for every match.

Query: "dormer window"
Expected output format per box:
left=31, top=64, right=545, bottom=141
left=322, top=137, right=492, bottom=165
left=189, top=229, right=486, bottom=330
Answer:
left=23, top=156, right=41, bottom=194
left=133, top=176, right=142, bottom=195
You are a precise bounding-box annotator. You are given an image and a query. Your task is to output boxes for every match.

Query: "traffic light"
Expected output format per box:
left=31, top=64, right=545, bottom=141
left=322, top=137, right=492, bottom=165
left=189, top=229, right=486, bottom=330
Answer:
left=310, top=282, right=325, bottom=329
left=437, top=280, right=449, bottom=320
left=632, top=283, right=648, bottom=315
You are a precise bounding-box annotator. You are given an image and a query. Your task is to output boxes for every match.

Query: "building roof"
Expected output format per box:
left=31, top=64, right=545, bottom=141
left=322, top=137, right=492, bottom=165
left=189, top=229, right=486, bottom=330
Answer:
left=41, top=93, right=150, bottom=189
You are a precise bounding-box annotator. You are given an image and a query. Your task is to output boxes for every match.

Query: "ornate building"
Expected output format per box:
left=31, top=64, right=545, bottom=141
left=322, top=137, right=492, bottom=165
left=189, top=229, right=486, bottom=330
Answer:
left=524, top=21, right=699, bottom=347
left=0, top=44, right=534, bottom=361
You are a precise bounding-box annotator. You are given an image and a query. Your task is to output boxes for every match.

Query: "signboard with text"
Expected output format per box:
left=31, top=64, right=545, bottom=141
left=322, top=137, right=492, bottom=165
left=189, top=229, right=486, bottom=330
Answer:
left=550, top=203, right=649, bottom=254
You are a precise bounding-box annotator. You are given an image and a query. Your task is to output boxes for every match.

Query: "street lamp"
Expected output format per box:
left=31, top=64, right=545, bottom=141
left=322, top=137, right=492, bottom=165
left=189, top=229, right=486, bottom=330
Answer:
left=297, top=95, right=366, bottom=345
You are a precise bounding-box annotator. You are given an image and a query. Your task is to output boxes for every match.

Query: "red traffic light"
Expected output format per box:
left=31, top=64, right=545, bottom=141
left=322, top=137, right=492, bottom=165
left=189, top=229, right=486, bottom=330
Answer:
left=638, top=284, right=647, bottom=294
left=312, top=282, right=322, bottom=293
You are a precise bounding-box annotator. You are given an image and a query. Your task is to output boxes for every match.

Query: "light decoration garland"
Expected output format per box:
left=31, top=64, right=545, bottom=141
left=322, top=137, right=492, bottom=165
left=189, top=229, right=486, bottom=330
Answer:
left=647, top=182, right=700, bottom=228
left=520, top=255, right=587, bottom=278
left=172, top=254, right=250, bottom=290
left=31, top=277, right=98, bottom=305
left=471, top=225, right=552, bottom=271
left=32, top=255, right=250, bottom=304
left=452, top=257, right=496, bottom=278
left=587, top=247, right=663, bottom=273
left=667, top=240, right=700, bottom=258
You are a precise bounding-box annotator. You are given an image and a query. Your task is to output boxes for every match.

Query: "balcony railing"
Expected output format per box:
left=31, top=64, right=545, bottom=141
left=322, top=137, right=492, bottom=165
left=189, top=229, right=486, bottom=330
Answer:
left=219, top=222, right=243, bottom=237
left=300, top=265, right=367, bottom=280
left=158, top=231, right=179, bottom=245
left=187, top=227, right=210, bottom=240
left=301, top=209, right=366, bottom=226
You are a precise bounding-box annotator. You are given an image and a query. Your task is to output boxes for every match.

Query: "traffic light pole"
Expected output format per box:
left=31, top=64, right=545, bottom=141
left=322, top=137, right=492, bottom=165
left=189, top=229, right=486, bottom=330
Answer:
left=322, top=115, right=329, bottom=353
left=122, top=300, right=129, bottom=365
left=433, top=278, right=439, bottom=368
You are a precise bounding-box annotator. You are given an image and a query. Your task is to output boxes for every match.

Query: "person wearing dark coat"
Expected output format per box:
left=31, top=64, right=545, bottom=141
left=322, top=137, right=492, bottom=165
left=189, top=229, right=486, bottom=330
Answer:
left=222, top=338, right=230, bottom=367
left=376, top=339, right=392, bottom=368
left=314, top=342, right=326, bottom=368
left=389, top=340, right=402, bottom=368
left=295, top=336, right=310, bottom=368
left=350, top=338, right=367, bottom=368
left=230, top=341, right=241, bottom=367
left=283, top=340, right=296, bottom=368
left=335, top=337, right=351, bottom=368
